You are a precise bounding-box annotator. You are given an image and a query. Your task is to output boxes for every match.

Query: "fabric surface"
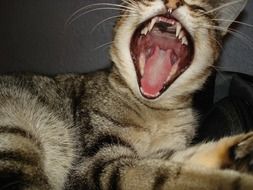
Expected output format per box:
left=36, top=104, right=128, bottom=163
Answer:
left=195, top=74, right=253, bottom=142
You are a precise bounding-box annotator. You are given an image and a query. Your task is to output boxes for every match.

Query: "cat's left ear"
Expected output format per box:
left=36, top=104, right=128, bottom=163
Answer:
left=214, top=0, right=248, bottom=36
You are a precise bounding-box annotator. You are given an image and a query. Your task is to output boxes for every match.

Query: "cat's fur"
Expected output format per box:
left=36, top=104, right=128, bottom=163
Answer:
left=0, top=0, right=253, bottom=189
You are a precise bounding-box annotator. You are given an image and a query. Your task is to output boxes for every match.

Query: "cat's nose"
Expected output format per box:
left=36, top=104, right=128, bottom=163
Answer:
left=165, top=0, right=183, bottom=12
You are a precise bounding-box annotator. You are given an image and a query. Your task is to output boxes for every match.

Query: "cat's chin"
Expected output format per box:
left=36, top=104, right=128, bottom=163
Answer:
left=130, top=13, right=194, bottom=100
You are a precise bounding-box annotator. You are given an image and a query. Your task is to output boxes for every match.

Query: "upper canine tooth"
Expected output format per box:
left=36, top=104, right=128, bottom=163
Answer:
left=149, top=17, right=157, bottom=32
left=176, top=23, right=182, bottom=37
left=182, top=36, right=188, bottom=45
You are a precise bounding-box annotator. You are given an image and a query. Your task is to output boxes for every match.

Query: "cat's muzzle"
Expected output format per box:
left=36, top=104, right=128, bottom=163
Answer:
left=130, top=13, right=194, bottom=99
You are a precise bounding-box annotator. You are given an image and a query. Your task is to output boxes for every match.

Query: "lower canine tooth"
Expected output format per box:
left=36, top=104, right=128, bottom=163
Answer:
left=139, top=53, right=145, bottom=76
left=165, top=60, right=180, bottom=83
left=141, top=27, right=148, bottom=35
left=182, top=37, right=188, bottom=45
left=178, top=31, right=184, bottom=40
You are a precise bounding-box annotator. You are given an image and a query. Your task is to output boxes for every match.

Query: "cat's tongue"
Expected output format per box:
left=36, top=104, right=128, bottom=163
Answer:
left=141, top=46, right=173, bottom=97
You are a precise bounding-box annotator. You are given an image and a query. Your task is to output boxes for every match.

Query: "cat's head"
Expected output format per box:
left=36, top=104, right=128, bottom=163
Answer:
left=110, top=0, right=247, bottom=108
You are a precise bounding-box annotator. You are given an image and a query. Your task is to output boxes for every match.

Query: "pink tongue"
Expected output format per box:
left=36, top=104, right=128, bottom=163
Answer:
left=141, top=46, right=173, bottom=96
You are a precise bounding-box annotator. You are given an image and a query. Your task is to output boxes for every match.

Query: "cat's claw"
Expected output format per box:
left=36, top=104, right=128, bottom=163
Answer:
left=230, top=132, right=253, bottom=174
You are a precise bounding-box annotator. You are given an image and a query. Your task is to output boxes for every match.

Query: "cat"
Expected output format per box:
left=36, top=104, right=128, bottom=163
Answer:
left=0, top=0, right=253, bottom=189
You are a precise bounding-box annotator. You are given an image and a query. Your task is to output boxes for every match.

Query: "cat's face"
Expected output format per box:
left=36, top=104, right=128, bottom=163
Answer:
left=110, top=0, right=247, bottom=108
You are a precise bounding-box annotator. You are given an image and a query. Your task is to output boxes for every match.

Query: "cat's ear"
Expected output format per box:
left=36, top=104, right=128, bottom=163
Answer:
left=214, top=0, right=248, bottom=36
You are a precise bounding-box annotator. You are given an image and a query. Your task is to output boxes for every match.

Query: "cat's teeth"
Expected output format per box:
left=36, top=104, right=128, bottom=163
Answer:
left=165, top=61, right=179, bottom=83
left=149, top=17, right=157, bottom=32
left=141, top=27, right=148, bottom=35
left=139, top=53, right=145, bottom=76
left=182, top=36, right=188, bottom=45
left=178, top=31, right=184, bottom=40
left=177, top=30, right=188, bottom=46
left=176, top=22, right=182, bottom=38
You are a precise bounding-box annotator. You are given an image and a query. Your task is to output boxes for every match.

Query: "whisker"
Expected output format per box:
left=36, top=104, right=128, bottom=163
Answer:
left=199, top=24, right=253, bottom=50
left=90, top=14, right=136, bottom=33
left=201, top=0, right=245, bottom=16
left=228, top=27, right=253, bottom=47
left=210, top=36, right=223, bottom=51
left=93, top=41, right=113, bottom=51
left=65, top=2, right=136, bottom=26
left=122, top=0, right=139, bottom=9
left=90, top=15, right=122, bottom=33
left=212, top=19, right=253, bottom=28
left=66, top=7, right=131, bottom=27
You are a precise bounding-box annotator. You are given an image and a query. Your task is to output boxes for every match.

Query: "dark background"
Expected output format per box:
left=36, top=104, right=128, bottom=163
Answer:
left=0, top=0, right=253, bottom=101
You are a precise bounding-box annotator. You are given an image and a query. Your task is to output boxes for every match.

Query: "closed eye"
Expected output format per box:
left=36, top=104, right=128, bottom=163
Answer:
left=188, top=4, right=207, bottom=13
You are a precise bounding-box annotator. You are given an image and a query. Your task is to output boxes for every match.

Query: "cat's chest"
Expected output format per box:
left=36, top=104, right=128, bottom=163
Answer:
left=123, top=110, right=196, bottom=157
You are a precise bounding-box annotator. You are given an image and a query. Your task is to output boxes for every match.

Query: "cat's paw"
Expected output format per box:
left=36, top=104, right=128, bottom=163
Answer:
left=229, top=132, right=253, bottom=174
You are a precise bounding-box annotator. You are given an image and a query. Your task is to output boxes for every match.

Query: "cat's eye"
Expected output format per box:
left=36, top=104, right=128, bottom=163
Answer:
left=189, top=5, right=207, bottom=13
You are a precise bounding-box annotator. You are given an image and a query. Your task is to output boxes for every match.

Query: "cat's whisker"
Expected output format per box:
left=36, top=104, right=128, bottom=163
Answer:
left=90, top=14, right=137, bottom=33
left=200, top=0, right=245, bottom=16
left=199, top=24, right=253, bottom=50
left=209, top=35, right=223, bottom=51
left=228, top=27, right=253, bottom=47
left=90, top=15, right=124, bottom=34
left=65, top=7, right=134, bottom=27
left=212, top=19, right=253, bottom=28
left=122, top=0, right=138, bottom=9
left=66, top=2, right=136, bottom=24
left=93, top=41, right=113, bottom=51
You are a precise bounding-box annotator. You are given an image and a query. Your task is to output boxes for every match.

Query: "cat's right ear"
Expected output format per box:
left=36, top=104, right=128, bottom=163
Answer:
left=214, top=0, right=248, bottom=36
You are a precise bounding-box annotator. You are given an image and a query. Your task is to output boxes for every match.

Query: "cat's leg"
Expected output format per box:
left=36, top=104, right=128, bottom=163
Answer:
left=69, top=143, right=253, bottom=190
left=170, top=132, right=253, bottom=173
left=0, top=87, right=76, bottom=190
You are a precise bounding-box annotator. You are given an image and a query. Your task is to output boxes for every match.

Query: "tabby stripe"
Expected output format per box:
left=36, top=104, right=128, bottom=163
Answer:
left=72, top=81, right=86, bottom=124
left=91, top=156, right=132, bottom=190
left=0, top=126, right=41, bottom=148
left=84, top=135, right=135, bottom=157
left=175, top=164, right=183, bottom=179
left=0, top=126, right=33, bottom=139
left=108, top=164, right=121, bottom=190
left=0, top=150, right=39, bottom=165
left=93, top=110, right=144, bottom=130
left=93, top=110, right=124, bottom=128
left=0, top=170, right=26, bottom=190
left=152, top=170, right=168, bottom=190
left=0, top=163, right=50, bottom=189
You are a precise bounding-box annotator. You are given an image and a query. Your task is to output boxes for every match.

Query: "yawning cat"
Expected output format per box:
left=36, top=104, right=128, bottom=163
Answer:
left=0, top=0, right=253, bottom=189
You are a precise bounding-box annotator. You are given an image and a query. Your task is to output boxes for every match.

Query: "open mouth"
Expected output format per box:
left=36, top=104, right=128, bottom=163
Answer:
left=130, top=13, right=194, bottom=99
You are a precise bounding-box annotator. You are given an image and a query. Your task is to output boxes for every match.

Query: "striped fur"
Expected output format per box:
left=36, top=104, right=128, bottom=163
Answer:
left=0, top=0, right=253, bottom=189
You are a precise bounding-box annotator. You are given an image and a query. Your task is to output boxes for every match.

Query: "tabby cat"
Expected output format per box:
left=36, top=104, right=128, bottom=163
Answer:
left=1, top=0, right=253, bottom=189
